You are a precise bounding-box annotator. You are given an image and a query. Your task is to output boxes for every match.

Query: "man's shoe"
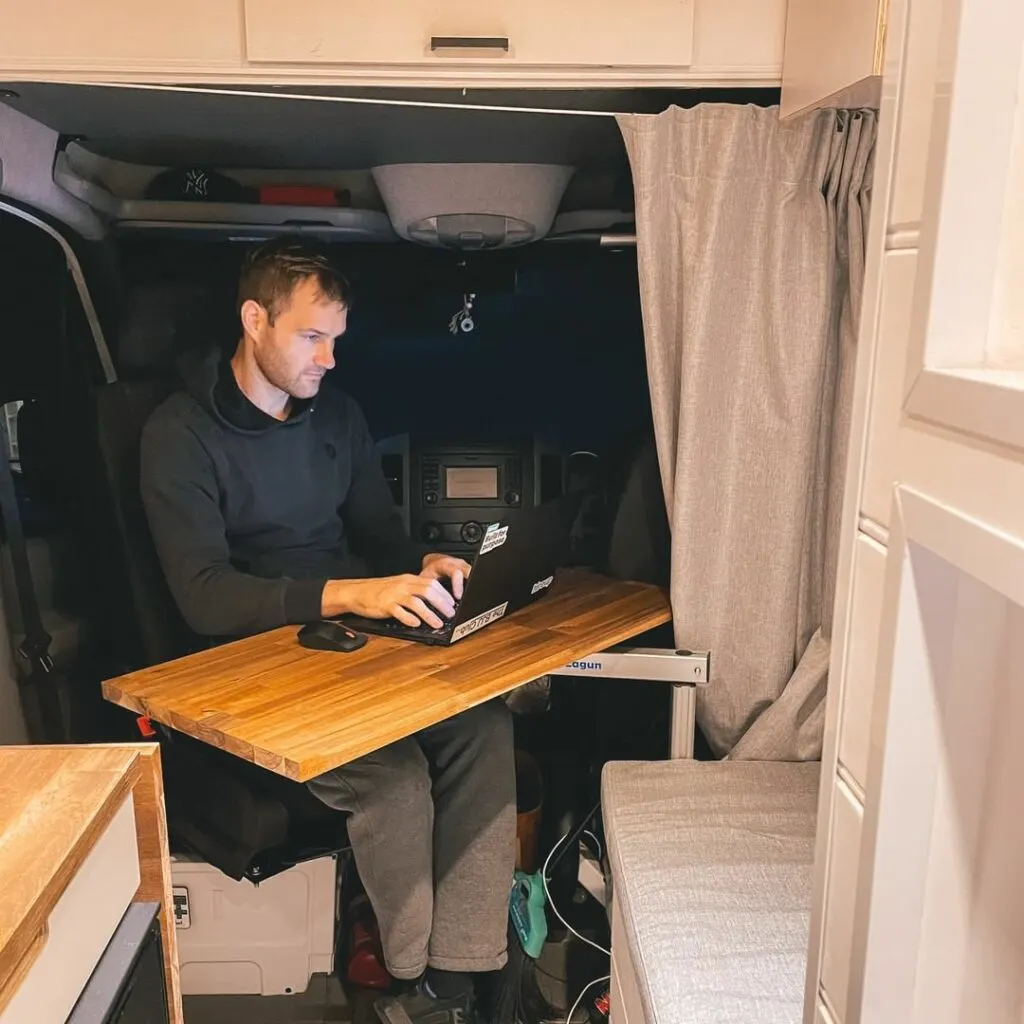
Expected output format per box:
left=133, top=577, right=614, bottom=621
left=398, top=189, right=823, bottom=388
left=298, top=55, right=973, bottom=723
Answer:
left=373, top=979, right=476, bottom=1024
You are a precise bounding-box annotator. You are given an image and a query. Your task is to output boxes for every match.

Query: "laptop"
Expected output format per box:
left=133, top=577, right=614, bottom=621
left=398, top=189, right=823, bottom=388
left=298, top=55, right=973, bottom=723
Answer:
left=342, top=494, right=582, bottom=646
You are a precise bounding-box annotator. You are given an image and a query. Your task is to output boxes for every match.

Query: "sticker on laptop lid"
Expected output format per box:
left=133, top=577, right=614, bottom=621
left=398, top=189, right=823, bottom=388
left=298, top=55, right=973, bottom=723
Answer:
left=451, top=601, right=509, bottom=643
left=478, top=524, right=508, bottom=555
left=530, top=575, right=554, bottom=595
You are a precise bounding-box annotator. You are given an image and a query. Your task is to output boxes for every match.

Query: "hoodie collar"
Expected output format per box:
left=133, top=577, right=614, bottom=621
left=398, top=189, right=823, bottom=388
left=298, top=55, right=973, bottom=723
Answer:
left=178, top=346, right=315, bottom=435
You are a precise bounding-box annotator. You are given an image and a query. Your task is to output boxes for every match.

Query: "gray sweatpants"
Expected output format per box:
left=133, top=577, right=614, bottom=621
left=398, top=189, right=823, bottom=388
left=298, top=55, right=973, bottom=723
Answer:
left=307, top=700, right=516, bottom=980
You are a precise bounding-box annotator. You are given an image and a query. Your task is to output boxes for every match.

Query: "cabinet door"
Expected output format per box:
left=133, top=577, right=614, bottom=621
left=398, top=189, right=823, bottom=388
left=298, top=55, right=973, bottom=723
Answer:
left=779, top=0, right=886, bottom=117
left=0, top=0, right=243, bottom=70
left=243, top=0, right=694, bottom=69
left=844, top=0, right=1024, bottom=1019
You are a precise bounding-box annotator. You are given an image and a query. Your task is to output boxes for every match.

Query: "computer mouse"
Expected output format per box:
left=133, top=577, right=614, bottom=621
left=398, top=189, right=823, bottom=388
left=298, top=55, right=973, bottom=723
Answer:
left=297, top=620, right=368, bottom=653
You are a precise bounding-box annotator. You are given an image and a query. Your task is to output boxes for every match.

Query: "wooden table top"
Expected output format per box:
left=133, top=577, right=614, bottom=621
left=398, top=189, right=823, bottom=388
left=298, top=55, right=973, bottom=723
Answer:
left=102, top=570, right=672, bottom=782
left=0, top=746, right=141, bottom=1009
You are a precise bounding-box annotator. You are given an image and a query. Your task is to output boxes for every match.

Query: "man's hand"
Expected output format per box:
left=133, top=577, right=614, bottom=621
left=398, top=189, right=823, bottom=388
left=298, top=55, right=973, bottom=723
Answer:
left=420, top=552, right=472, bottom=599
left=321, top=574, right=456, bottom=629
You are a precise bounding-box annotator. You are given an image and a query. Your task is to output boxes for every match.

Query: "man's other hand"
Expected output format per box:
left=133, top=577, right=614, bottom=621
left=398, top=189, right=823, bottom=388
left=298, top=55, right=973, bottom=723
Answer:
left=420, top=553, right=472, bottom=599
left=322, top=574, right=456, bottom=629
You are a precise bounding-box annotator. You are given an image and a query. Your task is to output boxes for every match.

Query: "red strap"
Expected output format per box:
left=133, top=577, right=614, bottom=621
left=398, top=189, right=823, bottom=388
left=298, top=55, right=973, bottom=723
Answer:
left=136, top=715, right=156, bottom=738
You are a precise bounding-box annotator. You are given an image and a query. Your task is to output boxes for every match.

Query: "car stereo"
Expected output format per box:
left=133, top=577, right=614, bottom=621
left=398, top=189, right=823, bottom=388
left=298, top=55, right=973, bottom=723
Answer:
left=376, top=436, right=568, bottom=556
left=413, top=444, right=533, bottom=550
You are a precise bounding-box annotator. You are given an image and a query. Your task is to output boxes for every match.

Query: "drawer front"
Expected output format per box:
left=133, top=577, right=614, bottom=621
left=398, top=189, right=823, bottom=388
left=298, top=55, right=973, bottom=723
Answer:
left=1, top=795, right=141, bottom=1024
left=244, top=0, right=695, bottom=69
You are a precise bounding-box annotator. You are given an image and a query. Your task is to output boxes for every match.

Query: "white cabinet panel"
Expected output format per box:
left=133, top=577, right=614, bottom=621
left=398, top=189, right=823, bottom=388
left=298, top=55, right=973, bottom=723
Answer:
left=0, top=0, right=786, bottom=84
left=887, top=0, right=944, bottom=233
left=1, top=795, right=141, bottom=1024
left=821, top=780, right=864, bottom=1022
left=825, top=1, right=1024, bottom=1022
left=862, top=250, right=917, bottom=528
left=817, top=995, right=841, bottom=1024
left=245, top=0, right=694, bottom=69
left=855, top=490, right=1024, bottom=1024
left=900, top=0, right=1024, bottom=452
left=839, top=533, right=887, bottom=789
left=609, top=894, right=644, bottom=1024
left=0, top=0, right=243, bottom=67
left=779, top=0, right=885, bottom=117
left=689, top=0, right=785, bottom=74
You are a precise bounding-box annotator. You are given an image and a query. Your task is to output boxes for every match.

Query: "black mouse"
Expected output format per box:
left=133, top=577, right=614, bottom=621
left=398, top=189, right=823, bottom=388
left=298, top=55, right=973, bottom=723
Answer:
left=297, top=620, right=368, bottom=653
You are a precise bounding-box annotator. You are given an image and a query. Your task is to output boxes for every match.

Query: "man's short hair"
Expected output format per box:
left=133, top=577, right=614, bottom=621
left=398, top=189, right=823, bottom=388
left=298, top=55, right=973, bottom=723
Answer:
left=237, top=236, right=352, bottom=323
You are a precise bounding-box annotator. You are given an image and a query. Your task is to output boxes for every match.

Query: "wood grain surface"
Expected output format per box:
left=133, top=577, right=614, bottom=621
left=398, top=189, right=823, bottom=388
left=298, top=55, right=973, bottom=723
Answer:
left=0, top=746, right=140, bottom=1014
left=103, top=570, right=672, bottom=781
left=130, top=745, right=183, bottom=1024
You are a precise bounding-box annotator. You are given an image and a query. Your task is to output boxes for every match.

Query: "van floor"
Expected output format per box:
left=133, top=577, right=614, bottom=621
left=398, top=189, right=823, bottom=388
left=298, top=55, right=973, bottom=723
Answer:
left=180, top=927, right=601, bottom=1023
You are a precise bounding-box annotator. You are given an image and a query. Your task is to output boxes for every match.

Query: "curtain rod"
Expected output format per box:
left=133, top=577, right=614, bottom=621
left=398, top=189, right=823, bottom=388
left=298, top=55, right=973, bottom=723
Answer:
left=73, top=80, right=628, bottom=119
left=545, top=232, right=637, bottom=246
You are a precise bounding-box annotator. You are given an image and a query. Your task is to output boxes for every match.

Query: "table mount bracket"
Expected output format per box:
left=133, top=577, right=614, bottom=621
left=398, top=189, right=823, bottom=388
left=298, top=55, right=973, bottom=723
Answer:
left=548, top=646, right=710, bottom=759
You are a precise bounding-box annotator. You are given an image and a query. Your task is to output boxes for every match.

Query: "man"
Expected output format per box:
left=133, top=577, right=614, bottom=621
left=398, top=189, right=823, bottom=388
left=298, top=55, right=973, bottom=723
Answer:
left=140, top=237, right=516, bottom=1024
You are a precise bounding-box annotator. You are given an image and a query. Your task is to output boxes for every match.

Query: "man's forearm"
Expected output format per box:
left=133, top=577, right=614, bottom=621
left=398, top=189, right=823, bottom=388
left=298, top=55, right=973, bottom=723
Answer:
left=161, top=562, right=326, bottom=636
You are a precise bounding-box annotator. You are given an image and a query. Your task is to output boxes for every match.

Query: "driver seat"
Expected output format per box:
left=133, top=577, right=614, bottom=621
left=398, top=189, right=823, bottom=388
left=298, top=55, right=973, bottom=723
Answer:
left=92, top=281, right=348, bottom=882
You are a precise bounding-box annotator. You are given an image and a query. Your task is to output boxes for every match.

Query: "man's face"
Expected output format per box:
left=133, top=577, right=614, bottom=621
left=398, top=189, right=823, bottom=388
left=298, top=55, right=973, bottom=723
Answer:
left=243, top=277, right=348, bottom=400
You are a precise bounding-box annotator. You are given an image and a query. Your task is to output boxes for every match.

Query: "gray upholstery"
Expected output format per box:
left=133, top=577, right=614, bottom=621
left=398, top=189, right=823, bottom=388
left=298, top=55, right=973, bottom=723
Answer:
left=602, top=760, right=820, bottom=1024
left=1, top=534, right=94, bottom=673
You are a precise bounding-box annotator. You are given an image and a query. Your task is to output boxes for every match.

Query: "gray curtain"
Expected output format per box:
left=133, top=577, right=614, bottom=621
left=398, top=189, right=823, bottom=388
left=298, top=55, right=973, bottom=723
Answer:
left=617, top=104, right=876, bottom=759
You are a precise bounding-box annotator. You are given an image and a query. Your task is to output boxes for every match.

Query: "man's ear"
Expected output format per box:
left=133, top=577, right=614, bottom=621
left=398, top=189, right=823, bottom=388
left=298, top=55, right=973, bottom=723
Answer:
left=240, top=298, right=266, bottom=340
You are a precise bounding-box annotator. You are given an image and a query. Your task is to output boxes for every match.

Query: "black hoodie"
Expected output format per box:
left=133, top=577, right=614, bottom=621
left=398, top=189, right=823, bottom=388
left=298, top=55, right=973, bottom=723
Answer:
left=139, top=349, right=425, bottom=638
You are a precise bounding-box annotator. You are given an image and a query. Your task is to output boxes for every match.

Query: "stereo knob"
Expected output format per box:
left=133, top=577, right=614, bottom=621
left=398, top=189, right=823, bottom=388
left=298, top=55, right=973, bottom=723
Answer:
left=504, top=491, right=520, bottom=505
left=421, top=522, right=443, bottom=543
left=461, top=521, right=483, bottom=545
left=424, top=492, right=438, bottom=505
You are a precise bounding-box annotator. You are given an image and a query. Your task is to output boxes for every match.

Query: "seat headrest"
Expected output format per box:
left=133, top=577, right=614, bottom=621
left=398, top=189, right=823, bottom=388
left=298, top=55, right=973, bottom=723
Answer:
left=117, top=283, right=236, bottom=375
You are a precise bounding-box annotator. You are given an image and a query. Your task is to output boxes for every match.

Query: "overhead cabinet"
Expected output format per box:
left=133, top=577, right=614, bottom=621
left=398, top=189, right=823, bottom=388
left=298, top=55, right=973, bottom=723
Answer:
left=1, top=0, right=884, bottom=111
left=243, top=0, right=694, bottom=70
left=779, top=0, right=887, bottom=116
left=0, top=0, right=790, bottom=87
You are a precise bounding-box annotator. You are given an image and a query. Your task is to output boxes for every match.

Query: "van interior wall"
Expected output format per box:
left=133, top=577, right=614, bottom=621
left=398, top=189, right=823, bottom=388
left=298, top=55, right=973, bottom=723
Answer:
left=0, top=214, right=67, bottom=406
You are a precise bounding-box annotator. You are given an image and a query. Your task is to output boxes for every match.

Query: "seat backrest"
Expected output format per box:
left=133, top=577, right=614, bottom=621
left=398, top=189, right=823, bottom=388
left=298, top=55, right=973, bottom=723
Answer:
left=92, top=281, right=230, bottom=669
left=604, top=432, right=671, bottom=587
left=95, top=378, right=202, bottom=668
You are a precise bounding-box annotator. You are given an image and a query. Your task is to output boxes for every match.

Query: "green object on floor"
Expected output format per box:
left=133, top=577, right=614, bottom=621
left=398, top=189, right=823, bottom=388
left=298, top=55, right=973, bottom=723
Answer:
left=509, top=870, right=548, bottom=959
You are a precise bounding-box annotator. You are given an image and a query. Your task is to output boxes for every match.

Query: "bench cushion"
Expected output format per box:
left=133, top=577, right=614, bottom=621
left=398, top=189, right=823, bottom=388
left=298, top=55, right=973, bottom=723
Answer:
left=602, top=760, right=820, bottom=1024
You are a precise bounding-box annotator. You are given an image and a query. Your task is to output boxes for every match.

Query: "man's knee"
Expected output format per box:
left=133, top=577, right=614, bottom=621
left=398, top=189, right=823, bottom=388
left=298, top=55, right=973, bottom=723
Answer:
left=455, top=699, right=513, bottom=749
left=307, top=742, right=432, bottom=816
left=448, top=702, right=515, bottom=804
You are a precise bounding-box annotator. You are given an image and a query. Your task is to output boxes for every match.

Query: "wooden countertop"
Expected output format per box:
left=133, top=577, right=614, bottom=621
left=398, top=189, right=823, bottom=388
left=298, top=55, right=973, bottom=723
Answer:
left=103, top=570, right=672, bottom=782
left=0, top=746, right=141, bottom=1010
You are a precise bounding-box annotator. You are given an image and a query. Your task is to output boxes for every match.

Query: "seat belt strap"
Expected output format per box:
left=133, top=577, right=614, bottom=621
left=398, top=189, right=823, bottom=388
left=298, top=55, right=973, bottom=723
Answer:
left=0, top=409, right=63, bottom=740
left=0, top=411, right=52, bottom=671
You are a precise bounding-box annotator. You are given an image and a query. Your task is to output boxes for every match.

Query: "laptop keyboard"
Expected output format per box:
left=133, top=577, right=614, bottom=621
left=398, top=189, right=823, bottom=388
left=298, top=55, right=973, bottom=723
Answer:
left=383, top=598, right=461, bottom=635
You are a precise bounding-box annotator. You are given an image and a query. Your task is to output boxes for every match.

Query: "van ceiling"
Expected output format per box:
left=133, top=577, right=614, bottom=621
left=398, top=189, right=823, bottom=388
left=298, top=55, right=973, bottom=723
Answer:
left=0, top=83, right=777, bottom=171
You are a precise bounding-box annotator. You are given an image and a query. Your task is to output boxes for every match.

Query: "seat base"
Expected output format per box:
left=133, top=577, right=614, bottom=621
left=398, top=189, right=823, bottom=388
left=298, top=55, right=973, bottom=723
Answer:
left=173, top=854, right=338, bottom=997
left=603, top=760, right=819, bottom=1024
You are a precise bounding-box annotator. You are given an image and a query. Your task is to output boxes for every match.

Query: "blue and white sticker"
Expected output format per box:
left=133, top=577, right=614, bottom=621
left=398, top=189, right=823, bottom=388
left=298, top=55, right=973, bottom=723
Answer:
left=478, top=524, right=508, bottom=555
left=451, top=602, right=509, bottom=643
left=531, top=575, right=554, bottom=595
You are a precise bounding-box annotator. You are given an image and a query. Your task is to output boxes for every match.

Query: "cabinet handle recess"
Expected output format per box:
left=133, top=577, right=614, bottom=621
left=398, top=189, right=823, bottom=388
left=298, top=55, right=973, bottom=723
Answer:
left=430, top=36, right=510, bottom=52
